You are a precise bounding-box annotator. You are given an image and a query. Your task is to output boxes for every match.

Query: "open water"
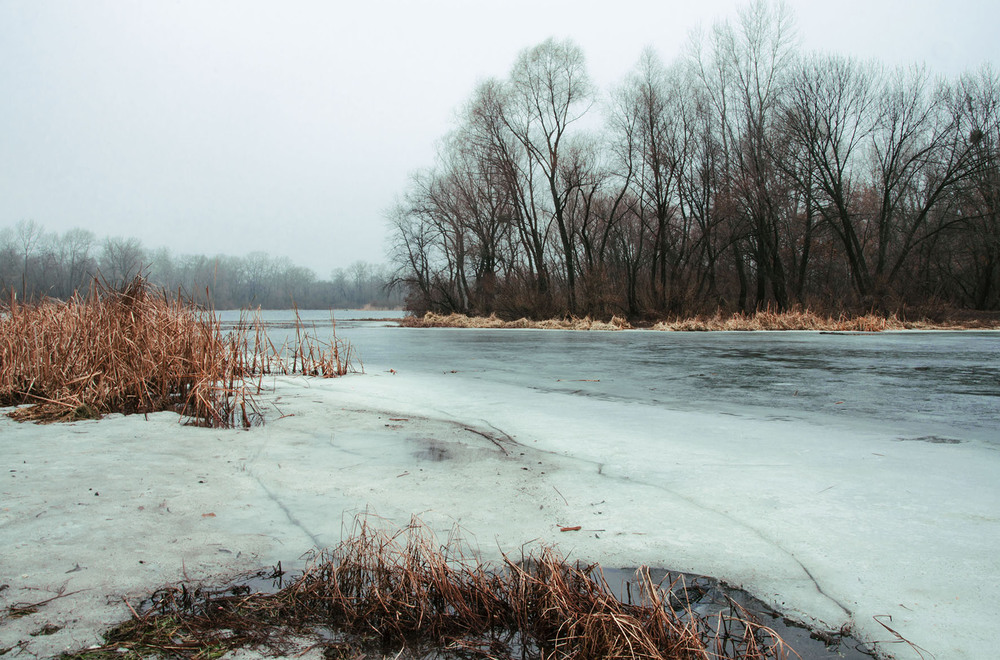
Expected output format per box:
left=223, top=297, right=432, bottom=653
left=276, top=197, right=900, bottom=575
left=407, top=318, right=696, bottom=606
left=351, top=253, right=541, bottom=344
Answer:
left=232, top=309, right=1000, bottom=447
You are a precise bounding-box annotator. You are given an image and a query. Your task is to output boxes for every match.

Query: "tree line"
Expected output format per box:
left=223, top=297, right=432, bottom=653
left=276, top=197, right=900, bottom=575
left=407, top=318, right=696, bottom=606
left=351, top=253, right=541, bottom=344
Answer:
left=0, top=220, right=402, bottom=309
left=388, top=2, right=1000, bottom=320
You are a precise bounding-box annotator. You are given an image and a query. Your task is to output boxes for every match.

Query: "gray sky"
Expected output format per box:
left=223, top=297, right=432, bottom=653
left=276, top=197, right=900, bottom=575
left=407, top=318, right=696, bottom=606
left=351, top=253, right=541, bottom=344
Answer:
left=1, top=0, right=997, bottom=278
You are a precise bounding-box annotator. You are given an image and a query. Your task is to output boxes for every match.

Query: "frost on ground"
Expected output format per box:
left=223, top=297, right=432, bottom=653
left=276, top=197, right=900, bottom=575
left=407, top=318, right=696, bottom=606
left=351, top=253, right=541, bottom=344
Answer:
left=1, top=365, right=998, bottom=659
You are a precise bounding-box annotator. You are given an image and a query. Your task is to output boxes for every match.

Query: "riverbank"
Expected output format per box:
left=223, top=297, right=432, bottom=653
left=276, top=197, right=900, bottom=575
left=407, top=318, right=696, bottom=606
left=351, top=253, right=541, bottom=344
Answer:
left=401, top=309, right=1000, bottom=331
left=3, top=369, right=997, bottom=659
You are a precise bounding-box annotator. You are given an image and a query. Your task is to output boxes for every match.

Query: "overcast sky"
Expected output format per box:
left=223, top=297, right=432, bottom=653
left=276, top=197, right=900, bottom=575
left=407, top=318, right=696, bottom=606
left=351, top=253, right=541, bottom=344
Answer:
left=1, top=1, right=997, bottom=277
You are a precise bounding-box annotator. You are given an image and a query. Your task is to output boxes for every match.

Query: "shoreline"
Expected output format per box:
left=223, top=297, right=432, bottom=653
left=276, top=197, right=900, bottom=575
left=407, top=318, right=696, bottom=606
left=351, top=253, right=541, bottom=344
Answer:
left=399, top=310, right=1000, bottom=332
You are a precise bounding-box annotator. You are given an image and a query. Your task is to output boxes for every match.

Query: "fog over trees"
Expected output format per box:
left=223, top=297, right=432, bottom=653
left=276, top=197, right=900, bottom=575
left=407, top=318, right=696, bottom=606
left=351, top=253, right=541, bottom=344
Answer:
left=389, top=2, right=1000, bottom=319
left=0, top=219, right=402, bottom=309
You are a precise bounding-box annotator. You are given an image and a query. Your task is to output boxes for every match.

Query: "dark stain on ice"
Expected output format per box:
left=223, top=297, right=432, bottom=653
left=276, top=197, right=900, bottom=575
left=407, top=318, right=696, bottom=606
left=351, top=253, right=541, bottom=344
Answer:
left=413, top=441, right=449, bottom=462
left=896, top=435, right=963, bottom=444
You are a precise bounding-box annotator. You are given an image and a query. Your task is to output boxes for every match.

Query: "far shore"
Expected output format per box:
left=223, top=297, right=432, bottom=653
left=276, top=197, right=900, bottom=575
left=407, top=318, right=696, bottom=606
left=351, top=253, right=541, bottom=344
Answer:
left=399, top=309, right=1000, bottom=332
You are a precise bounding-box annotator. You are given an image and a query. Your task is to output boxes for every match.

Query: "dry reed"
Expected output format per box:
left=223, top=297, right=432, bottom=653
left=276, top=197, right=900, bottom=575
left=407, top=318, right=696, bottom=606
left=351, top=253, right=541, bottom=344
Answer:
left=403, top=308, right=999, bottom=332
left=0, top=277, right=355, bottom=428
left=650, top=307, right=1000, bottom=331
left=67, top=518, right=797, bottom=660
left=649, top=309, right=900, bottom=332
left=403, top=312, right=633, bottom=331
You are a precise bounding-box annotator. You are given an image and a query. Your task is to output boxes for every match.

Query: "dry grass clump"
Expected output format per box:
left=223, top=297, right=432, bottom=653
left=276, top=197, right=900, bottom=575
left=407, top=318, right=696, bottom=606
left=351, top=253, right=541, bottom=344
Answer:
left=258, top=307, right=359, bottom=378
left=0, top=278, right=355, bottom=428
left=651, top=309, right=908, bottom=332
left=68, top=518, right=795, bottom=660
left=403, top=312, right=633, bottom=331
left=406, top=308, right=1000, bottom=332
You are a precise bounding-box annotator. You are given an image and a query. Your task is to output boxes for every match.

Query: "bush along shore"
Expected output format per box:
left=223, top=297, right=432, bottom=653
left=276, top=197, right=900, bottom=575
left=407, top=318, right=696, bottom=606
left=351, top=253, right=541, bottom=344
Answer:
left=0, top=277, right=356, bottom=427
left=402, top=309, right=1000, bottom=332
left=57, top=517, right=882, bottom=660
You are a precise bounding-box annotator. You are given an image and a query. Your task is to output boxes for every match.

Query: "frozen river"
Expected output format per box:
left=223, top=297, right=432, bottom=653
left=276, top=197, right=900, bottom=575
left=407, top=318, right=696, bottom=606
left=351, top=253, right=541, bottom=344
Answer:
left=255, top=310, right=1000, bottom=446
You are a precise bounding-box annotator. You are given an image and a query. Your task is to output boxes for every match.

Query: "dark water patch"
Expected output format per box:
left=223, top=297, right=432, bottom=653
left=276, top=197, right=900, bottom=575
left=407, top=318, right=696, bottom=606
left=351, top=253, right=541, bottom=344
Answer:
left=602, top=567, right=877, bottom=660
left=942, top=388, right=1000, bottom=397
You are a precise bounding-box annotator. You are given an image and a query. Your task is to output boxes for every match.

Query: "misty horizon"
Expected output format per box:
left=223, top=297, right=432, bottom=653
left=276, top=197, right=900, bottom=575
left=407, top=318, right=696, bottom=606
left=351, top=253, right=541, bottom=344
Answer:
left=0, top=218, right=403, bottom=309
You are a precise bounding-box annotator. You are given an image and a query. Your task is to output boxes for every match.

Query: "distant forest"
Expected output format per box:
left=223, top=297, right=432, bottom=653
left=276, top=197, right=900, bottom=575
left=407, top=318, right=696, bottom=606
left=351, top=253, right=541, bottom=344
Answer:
left=388, top=2, right=1000, bottom=319
left=0, top=220, right=402, bottom=309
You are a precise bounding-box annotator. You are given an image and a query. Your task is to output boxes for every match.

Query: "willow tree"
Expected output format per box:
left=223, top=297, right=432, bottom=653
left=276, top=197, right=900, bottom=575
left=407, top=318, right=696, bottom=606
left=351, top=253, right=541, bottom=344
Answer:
left=464, top=79, right=553, bottom=311
left=503, top=38, right=595, bottom=314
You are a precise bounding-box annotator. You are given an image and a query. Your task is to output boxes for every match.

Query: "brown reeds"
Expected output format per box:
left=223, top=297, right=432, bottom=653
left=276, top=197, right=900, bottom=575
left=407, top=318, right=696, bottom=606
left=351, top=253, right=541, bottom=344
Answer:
left=403, top=312, right=633, bottom=331
left=645, top=307, right=999, bottom=331
left=649, top=309, right=901, bottom=332
left=281, top=306, right=359, bottom=377
left=67, top=518, right=796, bottom=660
left=0, top=277, right=355, bottom=428
left=402, top=308, right=999, bottom=332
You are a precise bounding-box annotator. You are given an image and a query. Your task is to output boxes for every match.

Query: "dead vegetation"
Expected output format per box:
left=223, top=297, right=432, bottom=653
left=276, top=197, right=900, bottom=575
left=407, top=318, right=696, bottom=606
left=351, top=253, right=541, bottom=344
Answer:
left=403, top=309, right=1000, bottom=332
left=63, top=518, right=798, bottom=660
left=650, top=308, right=1000, bottom=331
left=0, top=277, right=355, bottom=428
left=403, top=312, right=633, bottom=331
left=650, top=310, right=898, bottom=332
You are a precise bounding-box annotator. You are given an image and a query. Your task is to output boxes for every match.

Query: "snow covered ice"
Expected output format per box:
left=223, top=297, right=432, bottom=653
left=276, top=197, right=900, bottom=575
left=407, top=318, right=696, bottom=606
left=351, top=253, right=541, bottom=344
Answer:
left=2, top=315, right=998, bottom=659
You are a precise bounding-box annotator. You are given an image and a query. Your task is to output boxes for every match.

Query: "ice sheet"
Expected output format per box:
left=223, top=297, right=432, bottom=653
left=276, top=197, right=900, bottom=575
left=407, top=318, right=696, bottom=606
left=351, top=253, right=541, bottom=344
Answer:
left=2, top=325, right=998, bottom=659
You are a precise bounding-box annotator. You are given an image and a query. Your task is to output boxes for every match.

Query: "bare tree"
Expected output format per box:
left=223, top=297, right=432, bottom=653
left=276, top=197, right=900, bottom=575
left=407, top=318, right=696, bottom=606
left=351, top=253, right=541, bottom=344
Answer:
left=949, top=66, right=1000, bottom=307
left=692, top=0, right=798, bottom=310
left=387, top=202, right=438, bottom=312
left=559, top=135, right=624, bottom=314
left=14, top=219, right=45, bottom=300
left=779, top=53, right=879, bottom=303
left=100, top=236, right=146, bottom=287
left=438, top=127, right=519, bottom=313
left=387, top=18, right=1000, bottom=318
left=59, top=228, right=97, bottom=296
left=858, top=66, right=979, bottom=306
left=466, top=79, right=553, bottom=308
left=237, top=251, right=278, bottom=304
left=504, top=38, right=595, bottom=313
left=611, top=49, right=694, bottom=312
